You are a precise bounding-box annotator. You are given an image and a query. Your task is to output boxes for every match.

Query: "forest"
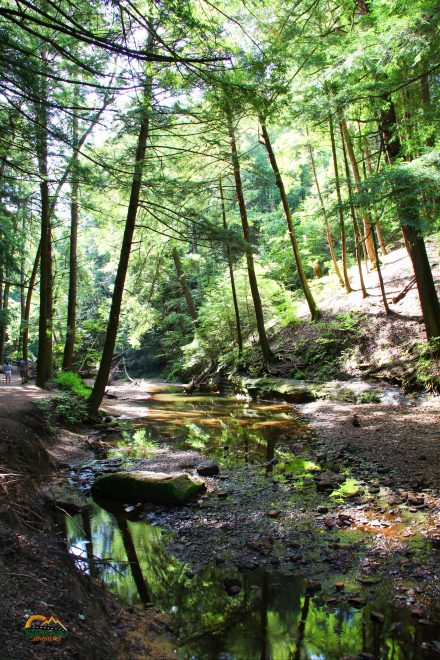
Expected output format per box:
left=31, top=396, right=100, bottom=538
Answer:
left=0, top=0, right=440, bottom=658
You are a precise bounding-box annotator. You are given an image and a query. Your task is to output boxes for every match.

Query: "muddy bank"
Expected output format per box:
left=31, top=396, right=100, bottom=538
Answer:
left=0, top=387, right=173, bottom=659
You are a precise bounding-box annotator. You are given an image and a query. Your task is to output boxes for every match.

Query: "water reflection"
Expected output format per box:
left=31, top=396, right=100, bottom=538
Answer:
left=63, top=501, right=433, bottom=659
left=105, top=392, right=313, bottom=476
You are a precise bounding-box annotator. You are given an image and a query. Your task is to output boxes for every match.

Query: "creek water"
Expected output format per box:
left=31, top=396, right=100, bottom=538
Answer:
left=61, top=384, right=439, bottom=659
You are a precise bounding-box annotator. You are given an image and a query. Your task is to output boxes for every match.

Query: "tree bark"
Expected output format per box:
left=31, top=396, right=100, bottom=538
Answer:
left=363, top=136, right=388, bottom=255
left=380, top=100, right=440, bottom=339
left=172, top=247, right=197, bottom=321
left=307, top=136, right=345, bottom=288
left=22, top=243, right=40, bottom=366
left=0, top=281, right=10, bottom=360
left=62, top=97, right=79, bottom=370
left=260, top=121, right=319, bottom=320
left=219, top=178, right=243, bottom=353
left=329, top=115, right=352, bottom=293
left=340, top=124, right=368, bottom=299
left=35, top=65, right=51, bottom=388
left=340, top=118, right=376, bottom=264
left=88, top=86, right=151, bottom=415
left=227, top=112, right=273, bottom=365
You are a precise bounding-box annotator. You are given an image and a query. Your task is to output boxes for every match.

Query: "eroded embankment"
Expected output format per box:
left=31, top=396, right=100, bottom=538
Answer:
left=0, top=384, right=173, bottom=659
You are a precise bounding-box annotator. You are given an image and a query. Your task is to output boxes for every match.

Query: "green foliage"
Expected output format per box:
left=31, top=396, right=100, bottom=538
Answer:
left=355, top=390, right=381, bottom=404
left=54, top=371, right=91, bottom=399
left=290, top=313, right=364, bottom=380
left=181, top=260, right=298, bottom=374
left=407, top=337, right=440, bottom=392
left=37, top=392, right=90, bottom=427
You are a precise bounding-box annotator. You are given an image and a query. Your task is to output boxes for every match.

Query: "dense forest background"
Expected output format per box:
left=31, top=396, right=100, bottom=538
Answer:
left=0, top=0, right=439, bottom=411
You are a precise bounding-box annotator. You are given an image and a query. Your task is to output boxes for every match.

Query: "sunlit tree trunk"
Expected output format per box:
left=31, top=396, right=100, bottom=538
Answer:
left=307, top=136, right=344, bottom=288
left=340, top=118, right=376, bottom=264
left=362, top=136, right=388, bottom=255
left=340, top=125, right=368, bottom=299
left=219, top=178, right=243, bottom=353
left=260, top=121, right=319, bottom=320
left=329, top=115, right=352, bottom=294
left=227, top=112, right=273, bottom=365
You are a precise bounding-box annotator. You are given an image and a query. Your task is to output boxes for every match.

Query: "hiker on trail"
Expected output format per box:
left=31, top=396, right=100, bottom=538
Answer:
left=19, top=357, right=27, bottom=384
left=3, top=361, right=12, bottom=384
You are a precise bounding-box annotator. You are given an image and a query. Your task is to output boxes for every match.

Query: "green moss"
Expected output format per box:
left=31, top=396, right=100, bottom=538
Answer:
left=330, top=478, right=362, bottom=501
left=92, top=471, right=205, bottom=505
left=54, top=371, right=91, bottom=399
left=355, top=390, right=381, bottom=404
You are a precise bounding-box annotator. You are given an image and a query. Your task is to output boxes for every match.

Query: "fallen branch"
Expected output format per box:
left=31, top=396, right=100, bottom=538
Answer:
left=391, top=277, right=417, bottom=304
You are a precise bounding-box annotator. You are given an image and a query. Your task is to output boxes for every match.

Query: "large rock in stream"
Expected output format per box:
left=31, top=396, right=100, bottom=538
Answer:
left=234, top=377, right=317, bottom=403
left=92, top=470, right=205, bottom=505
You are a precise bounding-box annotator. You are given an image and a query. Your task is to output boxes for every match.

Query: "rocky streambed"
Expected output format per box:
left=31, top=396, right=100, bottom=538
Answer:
left=51, top=380, right=440, bottom=659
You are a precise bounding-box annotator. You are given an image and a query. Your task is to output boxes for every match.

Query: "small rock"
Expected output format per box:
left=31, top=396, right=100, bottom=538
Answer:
left=196, top=460, right=220, bottom=477
left=334, top=582, right=344, bottom=591
left=224, top=577, right=242, bottom=597
left=317, top=506, right=329, bottom=514
left=348, top=597, right=367, bottom=608
left=411, top=608, right=425, bottom=619
left=267, top=510, right=280, bottom=518
left=305, top=580, right=321, bottom=594
left=370, top=611, right=385, bottom=624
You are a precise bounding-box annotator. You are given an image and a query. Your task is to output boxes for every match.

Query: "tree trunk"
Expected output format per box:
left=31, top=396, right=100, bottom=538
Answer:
left=35, top=69, right=51, bottom=388
left=22, top=243, right=41, bottom=367
left=372, top=223, right=390, bottom=314
left=380, top=100, right=440, bottom=339
left=220, top=178, right=243, bottom=353
left=260, top=121, right=319, bottom=320
left=307, top=137, right=344, bottom=288
left=340, top=124, right=368, bottom=299
left=17, top=230, right=26, bottom=356
left=329, top=115, right=352, bottom=293
left=172, top=247, right=197, bottom=321
left=62, top=99, right=79, bottom=370
left=363, top=136, right=388, bottom=255
left=88, top=87, right=151, bottom=415
left=0, top=281, right=10, bottom=360
left=420, top=74, right=435, bottom=148
left=227, top=112, right=273, bottom=365
left=340, top=118, right=376, bottom=264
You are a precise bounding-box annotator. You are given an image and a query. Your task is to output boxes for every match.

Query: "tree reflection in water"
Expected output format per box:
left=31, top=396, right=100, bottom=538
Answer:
left=63, top=500, right=431, bottom=659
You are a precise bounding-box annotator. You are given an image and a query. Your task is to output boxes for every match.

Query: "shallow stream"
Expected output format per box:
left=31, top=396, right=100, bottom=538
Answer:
left=61, top=383, right=440, bottom=659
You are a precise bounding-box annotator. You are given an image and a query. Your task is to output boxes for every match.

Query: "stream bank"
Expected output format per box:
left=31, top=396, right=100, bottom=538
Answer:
left=0, top=382, right=174, bottom=659
left=61, top=379, right=440, bottom=658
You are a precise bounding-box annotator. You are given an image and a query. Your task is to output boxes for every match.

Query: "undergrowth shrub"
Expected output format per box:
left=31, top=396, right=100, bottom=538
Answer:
left=290, top=313, right=364, bottom=380
left=54, top=371, right=91, bottom=399
left=406, top=337, right=440, bottom=393
left=37, top=391, right=90, bottom=427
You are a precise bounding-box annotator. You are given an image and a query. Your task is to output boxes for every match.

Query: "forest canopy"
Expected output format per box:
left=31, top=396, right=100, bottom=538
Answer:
left=0, top=0, right=439, bottom=411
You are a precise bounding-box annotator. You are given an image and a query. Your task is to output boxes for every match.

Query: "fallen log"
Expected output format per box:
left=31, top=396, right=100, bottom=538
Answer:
left=391, top=277, right=416, bottom=304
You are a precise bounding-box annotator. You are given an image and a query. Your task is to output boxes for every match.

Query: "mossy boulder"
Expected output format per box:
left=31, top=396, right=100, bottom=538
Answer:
left=238, top=377, right=316, bottom=404
left=92, top=470, right=205, bottom=505
left=44, top=483, right=91, bottom=513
